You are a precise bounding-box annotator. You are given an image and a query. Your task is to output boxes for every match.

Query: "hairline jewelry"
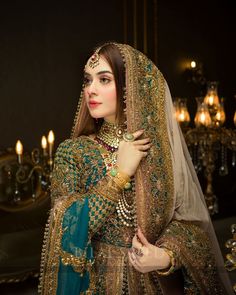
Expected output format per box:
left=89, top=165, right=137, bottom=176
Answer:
left=88, top=48, right=101, bottom=69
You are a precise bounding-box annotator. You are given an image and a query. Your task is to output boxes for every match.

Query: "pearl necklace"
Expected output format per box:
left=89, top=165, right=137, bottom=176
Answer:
left=96, top=121, right=136, bottom=228
left=116, top=193, right=136, bottom=228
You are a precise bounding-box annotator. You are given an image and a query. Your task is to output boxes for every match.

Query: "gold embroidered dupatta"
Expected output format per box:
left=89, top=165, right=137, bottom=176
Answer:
left=71, top=43, right=233, bottom=294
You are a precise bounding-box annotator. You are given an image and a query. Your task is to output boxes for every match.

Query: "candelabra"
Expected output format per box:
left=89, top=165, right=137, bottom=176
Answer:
left=0, top=131, right=55, bottom=211
left=174, top=82, right=236, bottom=215
left=225, top=224, right=236, bottom=293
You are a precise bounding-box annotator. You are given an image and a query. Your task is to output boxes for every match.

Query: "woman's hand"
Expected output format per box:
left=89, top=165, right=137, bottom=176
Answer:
left=117, top=130, right=151, bottom=177
left=128, top=228, right=171, bottom=273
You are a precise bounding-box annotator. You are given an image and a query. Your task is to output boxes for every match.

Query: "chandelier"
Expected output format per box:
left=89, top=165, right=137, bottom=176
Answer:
left=12, top=130, right=55, bottom=204
left=174, top=82, right=236, bottom=215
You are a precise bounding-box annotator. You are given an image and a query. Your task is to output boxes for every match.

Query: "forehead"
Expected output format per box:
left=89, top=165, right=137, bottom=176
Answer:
left=84, top=55, right=113, bottom=75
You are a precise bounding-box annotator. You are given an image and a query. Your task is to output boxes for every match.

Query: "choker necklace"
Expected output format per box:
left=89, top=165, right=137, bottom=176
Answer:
left=95, top=121, right=126, bottom=152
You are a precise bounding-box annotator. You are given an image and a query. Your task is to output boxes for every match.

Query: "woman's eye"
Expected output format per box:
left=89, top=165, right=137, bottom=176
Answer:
left=83, top=77, right=91, bottom=85
left=100, top=77, right=111, bottom=84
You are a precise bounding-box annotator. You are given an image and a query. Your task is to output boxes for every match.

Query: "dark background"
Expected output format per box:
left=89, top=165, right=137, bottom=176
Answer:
left=0, top=0, right=235, bottom=218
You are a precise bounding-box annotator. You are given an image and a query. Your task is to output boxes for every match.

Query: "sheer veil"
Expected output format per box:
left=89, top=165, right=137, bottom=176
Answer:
left=164, top=81, right=233, bottom=294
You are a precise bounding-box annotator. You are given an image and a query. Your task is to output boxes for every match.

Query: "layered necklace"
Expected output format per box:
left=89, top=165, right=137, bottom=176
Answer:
left=95, top=120, right=125, bottom=152
left=95, top=121, right=136, bottom=228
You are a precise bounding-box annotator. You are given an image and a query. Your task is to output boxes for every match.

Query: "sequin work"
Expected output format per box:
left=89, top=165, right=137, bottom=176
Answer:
left=39, top=43, right=227, bottom=295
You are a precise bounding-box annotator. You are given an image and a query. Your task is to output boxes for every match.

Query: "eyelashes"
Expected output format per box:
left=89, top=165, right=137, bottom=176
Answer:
left=83, top=77, right=91, bottom=86
left=83, top=76, right=112, bottom=86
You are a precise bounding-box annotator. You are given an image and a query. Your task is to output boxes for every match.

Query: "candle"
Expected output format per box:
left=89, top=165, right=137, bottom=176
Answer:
left=41, top=136, right=47, bottom=156
left=15, top=140, right=23, bottom=164
left=190, top=60, right=196, bottom=69
left=47, top=130, right=55, bottom=158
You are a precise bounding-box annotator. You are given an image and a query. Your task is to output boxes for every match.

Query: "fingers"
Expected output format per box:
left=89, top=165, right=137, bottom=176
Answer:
left=141, top=151, right=148, bottom=158
left=132, top=234, right=143, bottom=249
left=135, top=143, right=151, bottom=151
left=128, top=250, right=142, bottom=271
left=136, top=228, right=149, bottom=246
left=133, top=138, right=151, bottom=145
left=132, top=129, right=145, bottom=140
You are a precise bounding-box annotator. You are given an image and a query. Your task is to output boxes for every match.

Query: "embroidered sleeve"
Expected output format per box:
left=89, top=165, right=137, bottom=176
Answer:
left=155, top=220, right=224, bottom=294
left=50, top=139, right=122, bottom=233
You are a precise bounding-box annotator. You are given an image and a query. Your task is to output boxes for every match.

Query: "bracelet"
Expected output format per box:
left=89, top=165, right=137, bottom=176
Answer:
left=110, top=167, right=131, bottom=190
left=156, top=248, right=176, bottom=276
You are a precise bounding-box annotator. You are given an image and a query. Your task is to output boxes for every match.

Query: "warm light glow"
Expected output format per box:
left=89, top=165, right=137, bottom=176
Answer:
left=204, top=93, right=220, bottom=106
left=194, top=103, right=212, bottom=127
left=209, top=95, right=214, bottom=106
left=215, top=105, right=226, bottom=126
left=199, top=113, right=206, bottom=124
left=178, top=111, right=185, bottom=122
left=41, top=136, right=47, bottom=149
left=234, top=111, right=236, bottom=127
left=190, top=61, right=196, bottom=68
left=204, top=82, right=220, bottom=107
left=15, top=140, right=23, bottom=155
left=174, top=98, right=190, bottom=127
left=178, top=109, right=190, bottom=123
left=48, top=130, right=55, bottom=144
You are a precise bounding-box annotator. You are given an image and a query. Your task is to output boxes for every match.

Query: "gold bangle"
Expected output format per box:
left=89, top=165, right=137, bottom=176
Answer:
left=110, top=167, right=131, bottom=190
left=156, top=248, right=176, bottom=276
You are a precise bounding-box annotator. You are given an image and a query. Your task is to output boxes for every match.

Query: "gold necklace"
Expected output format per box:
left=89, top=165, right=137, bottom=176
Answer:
left=95, top=121, right=125, bottom=152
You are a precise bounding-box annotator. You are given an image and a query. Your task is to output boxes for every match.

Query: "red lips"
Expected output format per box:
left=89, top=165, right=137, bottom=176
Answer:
left=88, top=100, right=102, bottom=109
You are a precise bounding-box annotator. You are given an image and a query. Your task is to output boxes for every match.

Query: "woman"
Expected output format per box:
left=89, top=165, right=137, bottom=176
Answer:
left=39, top=43, right=233, bottom=294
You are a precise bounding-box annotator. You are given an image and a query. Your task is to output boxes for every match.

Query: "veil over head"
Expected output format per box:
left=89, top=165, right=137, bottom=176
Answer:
left=71, top=43, right=233, bottom=294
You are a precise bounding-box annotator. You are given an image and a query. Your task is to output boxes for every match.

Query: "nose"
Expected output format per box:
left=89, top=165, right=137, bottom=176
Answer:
left=86, top=80, right=97, bottom=97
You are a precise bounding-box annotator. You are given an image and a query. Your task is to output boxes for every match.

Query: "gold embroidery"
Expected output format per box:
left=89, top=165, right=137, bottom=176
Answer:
left=60, top=249, right=87, bottom=272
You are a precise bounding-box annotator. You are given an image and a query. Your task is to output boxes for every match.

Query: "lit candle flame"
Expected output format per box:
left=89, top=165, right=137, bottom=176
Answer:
left=15, top=140, right=23, bottom=155
left=178, top=111, right=185, bottom=122
left=41, top=136, right=47, bottom=149
left=199, top=113, right=206, bottom=124
left=48, top=130, right=55, bottom=144
left=190, top=61, right=196, bottom=68
left=208, top=95, right=214, bottom=106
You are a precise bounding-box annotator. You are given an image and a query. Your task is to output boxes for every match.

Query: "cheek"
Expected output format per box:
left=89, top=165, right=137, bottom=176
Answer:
left=105, top=87, right=117, bottom=107
left=84, top=89, right=89, bottom=100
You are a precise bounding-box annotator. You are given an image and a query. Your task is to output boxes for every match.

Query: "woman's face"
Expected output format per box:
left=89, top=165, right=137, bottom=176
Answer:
left=84, top=54, right=117, bottom=123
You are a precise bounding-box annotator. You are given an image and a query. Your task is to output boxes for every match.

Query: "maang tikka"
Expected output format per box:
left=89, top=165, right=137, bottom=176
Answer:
left=88, top=48, right=100, bottom=68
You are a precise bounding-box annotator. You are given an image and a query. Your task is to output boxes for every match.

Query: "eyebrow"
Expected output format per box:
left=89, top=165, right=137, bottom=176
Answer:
left=84, top=70, right=113, bottom=76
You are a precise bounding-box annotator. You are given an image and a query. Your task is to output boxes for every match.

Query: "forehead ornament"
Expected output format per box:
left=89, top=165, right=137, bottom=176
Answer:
left=88, top=51, right=100, bottom=68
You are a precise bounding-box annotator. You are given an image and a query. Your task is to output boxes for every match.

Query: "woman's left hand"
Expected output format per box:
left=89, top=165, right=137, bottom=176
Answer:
left=128, top=228, right=171, bottom=273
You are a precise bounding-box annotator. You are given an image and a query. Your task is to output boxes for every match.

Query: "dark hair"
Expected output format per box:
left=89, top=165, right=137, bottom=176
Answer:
left=98, top=43, right=125, bottom=124
left=77, top=43, right=125, bottom=136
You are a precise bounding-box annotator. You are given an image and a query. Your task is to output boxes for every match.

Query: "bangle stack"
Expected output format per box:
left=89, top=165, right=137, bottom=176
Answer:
left=110, top=167, right=131, bottom=190
left=110, top=166, right=137, bottom=228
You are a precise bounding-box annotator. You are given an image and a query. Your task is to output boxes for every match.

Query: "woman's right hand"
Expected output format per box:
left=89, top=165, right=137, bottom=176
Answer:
left=117, top=130, right=151, bottom=177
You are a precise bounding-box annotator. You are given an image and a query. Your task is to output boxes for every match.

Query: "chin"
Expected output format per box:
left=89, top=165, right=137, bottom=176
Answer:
left=89, top=111, right=104, bottom=119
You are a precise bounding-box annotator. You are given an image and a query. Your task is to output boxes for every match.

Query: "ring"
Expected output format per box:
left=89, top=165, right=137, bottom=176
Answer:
left=123, top=133, right=135, bottom=142
left=133, top=247, right=144, bottom=257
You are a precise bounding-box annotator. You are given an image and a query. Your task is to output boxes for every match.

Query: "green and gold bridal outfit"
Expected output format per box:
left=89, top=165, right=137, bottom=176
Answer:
left=39, top=43, right=233, bottom=295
